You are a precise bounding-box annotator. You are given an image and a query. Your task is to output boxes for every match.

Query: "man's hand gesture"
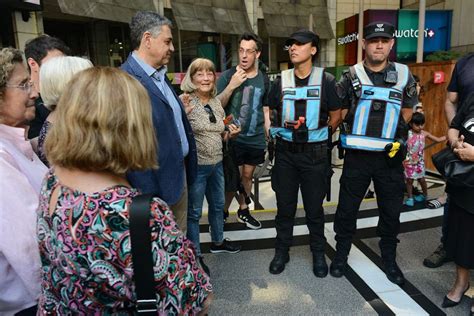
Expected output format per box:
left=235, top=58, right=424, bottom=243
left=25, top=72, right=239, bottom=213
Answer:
left=228, top=65, right=247, bottom=90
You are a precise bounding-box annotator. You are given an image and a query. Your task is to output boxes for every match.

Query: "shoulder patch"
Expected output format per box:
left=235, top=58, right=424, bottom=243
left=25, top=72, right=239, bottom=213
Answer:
left=405, top=82, right=417, bottom=98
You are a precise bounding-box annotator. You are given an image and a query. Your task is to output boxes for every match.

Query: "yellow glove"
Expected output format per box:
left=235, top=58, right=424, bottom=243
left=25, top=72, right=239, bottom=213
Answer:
left=387, top=141, right=401, bottom=158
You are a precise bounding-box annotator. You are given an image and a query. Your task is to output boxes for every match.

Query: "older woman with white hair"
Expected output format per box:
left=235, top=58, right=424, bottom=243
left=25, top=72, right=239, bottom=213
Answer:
left=0, top=47, right=46, bottom=316
left=180, top=58, right=242, bottom=274
left=37, top=56, right=92, bottom=166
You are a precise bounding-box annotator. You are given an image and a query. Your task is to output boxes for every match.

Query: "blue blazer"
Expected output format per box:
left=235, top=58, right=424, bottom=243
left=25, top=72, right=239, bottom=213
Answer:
left=121, top=55, right=197, bottom=205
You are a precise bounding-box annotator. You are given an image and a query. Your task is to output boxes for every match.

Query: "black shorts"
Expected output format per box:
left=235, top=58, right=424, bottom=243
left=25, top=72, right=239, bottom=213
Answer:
left=233, top=142, right=265, bottom=166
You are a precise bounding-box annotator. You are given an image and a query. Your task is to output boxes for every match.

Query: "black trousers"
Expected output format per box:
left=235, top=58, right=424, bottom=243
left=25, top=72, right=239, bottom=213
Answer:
left=334, top=150, right=405, bottom=260
left=271, top=142, right=329, bottom=253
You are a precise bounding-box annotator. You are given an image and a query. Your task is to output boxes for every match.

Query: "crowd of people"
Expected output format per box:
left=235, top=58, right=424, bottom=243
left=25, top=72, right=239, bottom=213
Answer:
left=0, top=10, right=473, bottom=315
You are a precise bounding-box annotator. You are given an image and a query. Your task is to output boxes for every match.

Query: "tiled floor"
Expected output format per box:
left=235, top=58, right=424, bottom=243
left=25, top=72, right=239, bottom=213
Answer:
left=199, top=167, right=472, bottom=315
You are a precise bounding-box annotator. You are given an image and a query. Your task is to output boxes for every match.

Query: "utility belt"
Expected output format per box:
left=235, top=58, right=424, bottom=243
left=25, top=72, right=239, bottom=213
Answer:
left=270, top=115, right=329, bottom=144
left=276, top=137, right=327, bottom=154
left=344, top=148, right=388, bottom=156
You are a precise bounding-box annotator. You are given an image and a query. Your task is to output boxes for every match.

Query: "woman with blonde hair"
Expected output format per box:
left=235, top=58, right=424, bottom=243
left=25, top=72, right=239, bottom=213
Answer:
left=180, top=58, right=241, bottom=274
left=37, top=67, right=212, bottom=315
left=37, top=56, right=92, bottom=166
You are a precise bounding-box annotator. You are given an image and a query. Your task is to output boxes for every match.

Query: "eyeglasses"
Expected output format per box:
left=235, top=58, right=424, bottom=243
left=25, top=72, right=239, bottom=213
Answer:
left=239, top=48, right=257, bottom=55
left=204, top=104, right=216, bottom=123
left=5, top=81, right=33, bottom=94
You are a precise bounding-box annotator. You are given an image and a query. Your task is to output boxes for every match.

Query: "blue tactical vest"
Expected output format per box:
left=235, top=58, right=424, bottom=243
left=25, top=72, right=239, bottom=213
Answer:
left=340, top=62, right=409, bottom=151
left=270, top=67, right=328, bottom=142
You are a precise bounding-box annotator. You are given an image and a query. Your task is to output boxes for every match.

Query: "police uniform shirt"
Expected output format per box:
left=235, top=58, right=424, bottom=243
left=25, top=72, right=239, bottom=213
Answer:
left=267, top=71, right=341, bottom=128
left=337, top=62, right=418, bottom=110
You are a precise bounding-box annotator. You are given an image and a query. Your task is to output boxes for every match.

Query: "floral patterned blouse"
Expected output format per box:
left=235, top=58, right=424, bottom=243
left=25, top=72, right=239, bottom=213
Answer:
left=37, top=120, right=52, bottom=167
left=185, top=93, right=226, bottom=165
left=37, top=170, right=212, bottom=315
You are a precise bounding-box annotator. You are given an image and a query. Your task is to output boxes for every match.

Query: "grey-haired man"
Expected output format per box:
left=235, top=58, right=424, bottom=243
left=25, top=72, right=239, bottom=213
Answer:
left=121, top=11, right=197, bottom=233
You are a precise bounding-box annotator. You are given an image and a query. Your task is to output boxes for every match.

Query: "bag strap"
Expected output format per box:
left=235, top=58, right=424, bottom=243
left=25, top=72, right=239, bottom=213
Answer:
left=129, top=193, right=158, bottom=314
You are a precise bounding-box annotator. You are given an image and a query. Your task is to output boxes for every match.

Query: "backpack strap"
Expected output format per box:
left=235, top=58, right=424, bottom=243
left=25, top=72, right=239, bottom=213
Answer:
left=348, top=66, right=362, bottom=99
left=129, top=193, right=158, bottom=315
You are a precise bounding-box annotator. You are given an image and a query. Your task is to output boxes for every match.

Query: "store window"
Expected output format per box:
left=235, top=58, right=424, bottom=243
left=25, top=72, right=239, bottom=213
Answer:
left=43, top=20, right=89, bottom=58
left=108, top=24, right=130, bottom=67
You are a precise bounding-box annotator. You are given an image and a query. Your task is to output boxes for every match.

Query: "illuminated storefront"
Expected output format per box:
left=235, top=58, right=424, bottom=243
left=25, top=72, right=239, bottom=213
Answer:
left=336, top=9, right=452, bottom=69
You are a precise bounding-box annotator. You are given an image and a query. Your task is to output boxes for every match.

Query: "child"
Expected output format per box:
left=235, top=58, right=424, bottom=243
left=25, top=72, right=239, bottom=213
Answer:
left=404, top=112, right=446, bottom=206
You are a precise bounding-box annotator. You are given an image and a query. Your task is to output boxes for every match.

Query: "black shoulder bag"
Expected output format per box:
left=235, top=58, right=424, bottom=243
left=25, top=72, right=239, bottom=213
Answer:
left=432, top=146, right=474, bottom=188
left=129, top=193, right=158, bottom=315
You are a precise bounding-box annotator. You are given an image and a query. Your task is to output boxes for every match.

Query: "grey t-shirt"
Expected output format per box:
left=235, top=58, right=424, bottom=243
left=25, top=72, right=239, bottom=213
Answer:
left=217, top=68, right=269, bottom=149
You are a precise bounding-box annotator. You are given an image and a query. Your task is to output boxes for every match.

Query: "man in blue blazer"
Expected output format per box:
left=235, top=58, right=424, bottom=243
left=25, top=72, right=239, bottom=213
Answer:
left=121, top=11, right=197, bottom=232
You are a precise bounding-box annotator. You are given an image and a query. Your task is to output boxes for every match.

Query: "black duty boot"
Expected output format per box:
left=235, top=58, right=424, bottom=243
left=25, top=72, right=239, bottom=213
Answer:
left=383, top=259, right=405, bottom=285
left=330, top=254, right=348, bottom=278
left=269, top=251, right=290, bottom=275
left=312, top=252, right=328, bottom=278
left=381, top=242, right=405, bottom=285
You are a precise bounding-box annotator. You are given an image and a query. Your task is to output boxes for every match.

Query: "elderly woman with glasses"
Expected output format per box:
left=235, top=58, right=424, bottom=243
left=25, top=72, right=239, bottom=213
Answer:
left=180, top=58, right=241, bottom=274
left=0, top=47, right=47, bottom=315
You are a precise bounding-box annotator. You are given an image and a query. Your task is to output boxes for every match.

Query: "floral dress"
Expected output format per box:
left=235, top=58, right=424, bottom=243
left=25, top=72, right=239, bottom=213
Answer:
left=404, top=130, right=426, bottom=179
left=37, top=120, right=52, bottom=167
left=37, top=170, right=212, bottom=315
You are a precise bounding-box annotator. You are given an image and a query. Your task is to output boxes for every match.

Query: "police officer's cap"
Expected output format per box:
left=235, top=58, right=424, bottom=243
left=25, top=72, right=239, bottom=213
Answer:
left=364, top=21, right=395, bottom=40
left=285, top=29, right=320, bottom=47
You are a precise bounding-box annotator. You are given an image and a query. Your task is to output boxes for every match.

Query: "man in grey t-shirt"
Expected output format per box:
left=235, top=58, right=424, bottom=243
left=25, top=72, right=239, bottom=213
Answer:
left=217, top=32, right=270, bottom=230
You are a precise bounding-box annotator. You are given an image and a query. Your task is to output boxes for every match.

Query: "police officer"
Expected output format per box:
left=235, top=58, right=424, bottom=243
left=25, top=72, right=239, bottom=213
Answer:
left=331, top=22, right=418, bottom=285
left=267, top=30, right=341, bottom=277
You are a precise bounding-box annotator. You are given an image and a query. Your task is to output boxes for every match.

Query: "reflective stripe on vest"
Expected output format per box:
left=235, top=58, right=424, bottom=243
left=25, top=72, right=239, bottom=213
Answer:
left=270, top=67, right=328, bottom=142
left=342, top=62, right=409, bottom=151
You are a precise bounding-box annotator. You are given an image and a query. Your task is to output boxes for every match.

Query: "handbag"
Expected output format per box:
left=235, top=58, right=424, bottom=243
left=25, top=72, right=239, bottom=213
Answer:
left=129, top=193, right=158, bottom=315
left=432, top=146, right=474, bottom=187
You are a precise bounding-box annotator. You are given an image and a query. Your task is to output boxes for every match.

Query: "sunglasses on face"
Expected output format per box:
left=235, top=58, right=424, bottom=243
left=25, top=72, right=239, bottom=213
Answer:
left=204, top=104, right=216, bottom=123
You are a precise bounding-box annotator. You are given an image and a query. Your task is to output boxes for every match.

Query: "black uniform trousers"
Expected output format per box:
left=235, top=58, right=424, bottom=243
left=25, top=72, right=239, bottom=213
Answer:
left=271, top=140, right=329, bottom=253
left=334, top=150, right=405, bottom=261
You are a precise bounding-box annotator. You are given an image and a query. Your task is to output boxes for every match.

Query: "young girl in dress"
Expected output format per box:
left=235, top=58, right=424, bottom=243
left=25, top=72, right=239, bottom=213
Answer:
left=404, top=112, right=446, bottom=206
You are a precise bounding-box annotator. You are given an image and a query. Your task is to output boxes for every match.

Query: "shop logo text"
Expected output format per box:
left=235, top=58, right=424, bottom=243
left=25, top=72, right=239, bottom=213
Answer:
left=337, top=28, right=435, bottom=45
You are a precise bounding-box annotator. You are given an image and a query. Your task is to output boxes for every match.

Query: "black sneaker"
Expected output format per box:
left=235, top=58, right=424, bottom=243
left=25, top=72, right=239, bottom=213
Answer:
left=199, top=256, right=210, bottom=276
left=237, top=208, right=262, bottom=229
left=210, top=238, right=241, bottom=254
left=423, top=244, right=450, bottom=268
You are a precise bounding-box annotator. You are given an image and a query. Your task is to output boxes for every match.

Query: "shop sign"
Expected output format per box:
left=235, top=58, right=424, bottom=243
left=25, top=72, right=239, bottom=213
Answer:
left=336, top=9, right=452, bottom=66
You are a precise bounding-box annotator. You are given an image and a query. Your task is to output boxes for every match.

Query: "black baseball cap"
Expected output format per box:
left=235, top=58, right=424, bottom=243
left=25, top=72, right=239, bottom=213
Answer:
left=364, top=21, right=395, bottom=40
left=285, top=29, right=320, bottom=47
